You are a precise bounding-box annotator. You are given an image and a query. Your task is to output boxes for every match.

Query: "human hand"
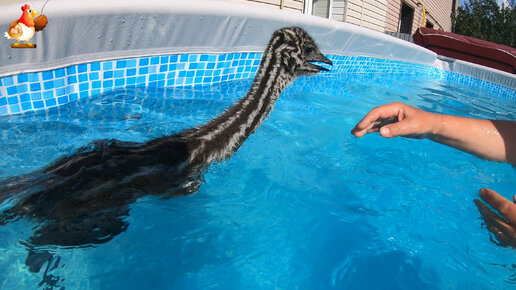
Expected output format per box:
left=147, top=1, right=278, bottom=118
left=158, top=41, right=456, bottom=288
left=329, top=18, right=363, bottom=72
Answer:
left=474, top=188, right=516, bottom=248
left=351, top=102, right=440, bottom=139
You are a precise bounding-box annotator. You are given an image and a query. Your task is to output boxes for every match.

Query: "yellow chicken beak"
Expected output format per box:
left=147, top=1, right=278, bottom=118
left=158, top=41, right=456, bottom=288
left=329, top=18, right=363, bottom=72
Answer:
left=31, top=10, right=38, bottom=17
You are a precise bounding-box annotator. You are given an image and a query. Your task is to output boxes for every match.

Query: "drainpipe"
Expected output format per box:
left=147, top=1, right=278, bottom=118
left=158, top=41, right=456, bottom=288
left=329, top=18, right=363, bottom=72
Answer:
left=451, top=0, right=458, bottom=32
left=280, top=0, right=284, bottom=9
left=417, top=0, right=445, bottom=30
left=416, top=1, right=426, bottom=27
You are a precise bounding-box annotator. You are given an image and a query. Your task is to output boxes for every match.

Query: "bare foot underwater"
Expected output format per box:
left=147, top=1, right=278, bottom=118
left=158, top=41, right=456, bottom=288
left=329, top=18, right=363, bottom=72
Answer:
left=0, top=27, right=332, bottom=253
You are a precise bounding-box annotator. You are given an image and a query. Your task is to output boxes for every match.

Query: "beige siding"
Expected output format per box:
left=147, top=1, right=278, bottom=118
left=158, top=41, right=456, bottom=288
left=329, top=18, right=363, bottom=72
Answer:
left=345, top=0, right=388, bottom=32
left=331, top=0, right=347, bottom=21
left=221, top=0, right=457, bottom=34
left=386, top=0, right=458, bottom=33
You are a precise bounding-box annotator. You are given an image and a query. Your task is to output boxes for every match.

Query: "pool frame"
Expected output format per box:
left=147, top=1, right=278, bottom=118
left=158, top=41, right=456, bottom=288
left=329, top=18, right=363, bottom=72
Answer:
left=0, top=0, right=515, bottom=116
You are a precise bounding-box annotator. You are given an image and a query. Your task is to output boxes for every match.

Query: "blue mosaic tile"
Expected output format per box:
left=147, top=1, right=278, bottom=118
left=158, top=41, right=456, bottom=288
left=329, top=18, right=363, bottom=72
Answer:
left=10, top=104, right=20, bottom=113
left=21, top=102, right=32, bottom=110
left=127, top=59, right=137, bottom=68
left=7, top=86, right=17, bottom=95
left=139, top=67, right=148, bottom=75
left=0, top=52, right=513, bottom=116
left=68, top=76, right=77, bottom=84
left=103, top=62, right=113, bottom=70
left=90, top=62, right=101, bottom=71
left=17, top=74, right=28, bottom=83
left=104, top=71, right=113, bottom=79
left=79, top=83, right=89, bottom=91
left=31, top=92, right=42, bottom=100
left=127, top=69, right=137, bottom=76
left=114, top=70, right=124, bottom=78
left=91, top=89, right=101, bottom=96
left=31, top=83, right=41, bottom=91
left=33, top=101, right=44, bottom=109
left=58, top=96, right=68, bottom=105
left=103, top=80, right=113, bottom=88
left=43, top=81, right=54, bottom=90
left=42, top=71, right=53, bottom=80
left=56, top=88, right=66, bottom=97
left=78, top=74, right=88, bottom=82
left=66, top=66, right=77, bottom=74
left=43, top=91, right=54, bottom=100
left=89, top=72, right=99, bottom=81
left=55, top=69, right=66, bottom=78
left=92, top=81, right=101, bottom=90
left=55, top=79, right=65, bottom=88
left=45, top=98, right=56, bottom=107
left=20, top=93, right=30, bottom=102
left=69, top=93, right=79, bottom=101
left=116, top=60, right=126, bottom=69
left=78, top=64, right=88, bottom=73
left=139, top=58, right=149, bottom=66
left=115, top=78, right=125, bottom=87
left=136, top=76, right=146, bottom=85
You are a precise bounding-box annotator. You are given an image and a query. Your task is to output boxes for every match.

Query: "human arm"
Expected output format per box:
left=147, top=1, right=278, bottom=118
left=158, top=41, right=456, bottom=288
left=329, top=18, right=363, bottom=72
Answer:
left=351, top=102, right=516, bottom=165
left=351, top=102, right=516, bottom=247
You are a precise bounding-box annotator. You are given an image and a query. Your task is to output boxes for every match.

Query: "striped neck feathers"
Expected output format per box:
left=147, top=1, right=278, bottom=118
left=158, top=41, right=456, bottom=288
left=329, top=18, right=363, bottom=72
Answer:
left=185, top=46, right=296, bottom=165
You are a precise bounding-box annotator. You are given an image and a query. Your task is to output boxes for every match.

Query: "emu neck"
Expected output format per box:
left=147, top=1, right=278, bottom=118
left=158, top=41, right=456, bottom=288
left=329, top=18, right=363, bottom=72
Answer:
left=185, top=59, right=294, bottom=166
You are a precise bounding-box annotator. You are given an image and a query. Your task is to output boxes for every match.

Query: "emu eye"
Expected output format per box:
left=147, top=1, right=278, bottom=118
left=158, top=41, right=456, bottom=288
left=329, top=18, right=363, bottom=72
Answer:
left=304, top=46, right=314, bottom=55
left=27, top=9, right=32, bottom=13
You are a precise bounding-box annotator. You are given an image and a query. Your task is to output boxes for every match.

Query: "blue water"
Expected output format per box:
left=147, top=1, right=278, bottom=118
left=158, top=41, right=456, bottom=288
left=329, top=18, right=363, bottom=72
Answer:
left=1, top=73, right=515, bottom=289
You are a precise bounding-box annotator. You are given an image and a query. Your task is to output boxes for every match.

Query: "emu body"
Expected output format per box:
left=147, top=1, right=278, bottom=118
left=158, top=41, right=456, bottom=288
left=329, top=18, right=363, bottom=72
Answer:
left=0, top=27, right=332, bottom=247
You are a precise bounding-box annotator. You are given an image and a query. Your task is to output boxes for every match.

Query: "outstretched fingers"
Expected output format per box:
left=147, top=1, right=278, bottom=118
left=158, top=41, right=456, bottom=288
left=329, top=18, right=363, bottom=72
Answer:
left=474, top=199, right=516, bottom=247
left=479, top=188, right=516, bottom=225
left=351, top=103, right=402, bottom=137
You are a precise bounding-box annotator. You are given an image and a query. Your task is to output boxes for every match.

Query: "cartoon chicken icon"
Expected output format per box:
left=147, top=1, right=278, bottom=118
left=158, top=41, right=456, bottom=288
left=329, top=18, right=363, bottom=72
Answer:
left=4, top=4, right=48, bottom=48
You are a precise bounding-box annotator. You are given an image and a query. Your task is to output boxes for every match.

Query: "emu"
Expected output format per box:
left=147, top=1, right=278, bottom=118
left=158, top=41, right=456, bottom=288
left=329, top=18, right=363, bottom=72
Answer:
left=0, top=27, right=332, bottom=248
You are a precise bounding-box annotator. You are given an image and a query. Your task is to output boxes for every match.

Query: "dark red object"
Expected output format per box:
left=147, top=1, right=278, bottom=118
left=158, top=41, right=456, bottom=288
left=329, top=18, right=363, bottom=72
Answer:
left=413, top=27, right=516, bottom=74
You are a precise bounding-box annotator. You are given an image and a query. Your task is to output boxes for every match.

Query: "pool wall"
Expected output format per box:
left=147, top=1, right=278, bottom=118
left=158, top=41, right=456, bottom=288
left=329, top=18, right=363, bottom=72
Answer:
left=0, top=0, right=515, bottom=116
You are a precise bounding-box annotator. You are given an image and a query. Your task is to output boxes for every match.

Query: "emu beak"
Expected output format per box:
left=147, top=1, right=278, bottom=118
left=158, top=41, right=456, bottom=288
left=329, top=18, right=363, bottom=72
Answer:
left=307, top=51, right=333, bottom=72
left=32, top=10, right=39, bottom=17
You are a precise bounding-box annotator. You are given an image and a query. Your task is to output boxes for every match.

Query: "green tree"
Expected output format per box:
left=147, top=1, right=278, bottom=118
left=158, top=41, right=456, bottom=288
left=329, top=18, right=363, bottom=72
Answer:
left=454, top=0, right=516, bottom=47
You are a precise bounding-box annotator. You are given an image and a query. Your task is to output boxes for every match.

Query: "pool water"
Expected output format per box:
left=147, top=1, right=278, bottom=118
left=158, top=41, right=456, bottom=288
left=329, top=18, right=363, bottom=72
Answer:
left=1, top=72, right=515, bottom=289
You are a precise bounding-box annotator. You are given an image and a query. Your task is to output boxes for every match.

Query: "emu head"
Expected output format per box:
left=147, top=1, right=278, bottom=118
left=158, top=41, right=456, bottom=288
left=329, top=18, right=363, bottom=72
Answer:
left=267, top=27, right=333, bottom=76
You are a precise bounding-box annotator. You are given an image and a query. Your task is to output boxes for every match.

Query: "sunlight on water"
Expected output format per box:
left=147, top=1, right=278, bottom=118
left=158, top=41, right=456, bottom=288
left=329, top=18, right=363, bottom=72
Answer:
left=0, top=73, right=515, bottom=289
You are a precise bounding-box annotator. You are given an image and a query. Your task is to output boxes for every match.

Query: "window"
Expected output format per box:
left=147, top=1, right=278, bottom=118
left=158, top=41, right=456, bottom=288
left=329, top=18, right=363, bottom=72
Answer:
left=399, top=3, right=414, bottom=34
left=305, top=0, right=346, bottom=22
left=312, top=0, right=330, bottom=18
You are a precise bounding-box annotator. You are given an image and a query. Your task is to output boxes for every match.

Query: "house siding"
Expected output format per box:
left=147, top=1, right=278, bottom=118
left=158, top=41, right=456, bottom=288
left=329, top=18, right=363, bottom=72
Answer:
left=331, top=0, right=347, bottom=22
left=223, top=0, right=457, bottom=34
left=386, top=0, right=457, bottom=33
left=345, top=0, right=388, bottom=32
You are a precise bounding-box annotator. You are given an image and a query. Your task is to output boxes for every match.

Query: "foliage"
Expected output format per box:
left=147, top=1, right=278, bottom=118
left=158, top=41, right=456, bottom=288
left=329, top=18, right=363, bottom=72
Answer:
left=453, top=0, right=516, bottom=47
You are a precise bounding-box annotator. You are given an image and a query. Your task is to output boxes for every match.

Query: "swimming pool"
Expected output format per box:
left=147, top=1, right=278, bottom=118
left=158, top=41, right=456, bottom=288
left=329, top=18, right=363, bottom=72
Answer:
left=1, top=0, right=515, bottom=289
left=1, top=66, right=515, bottom=288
